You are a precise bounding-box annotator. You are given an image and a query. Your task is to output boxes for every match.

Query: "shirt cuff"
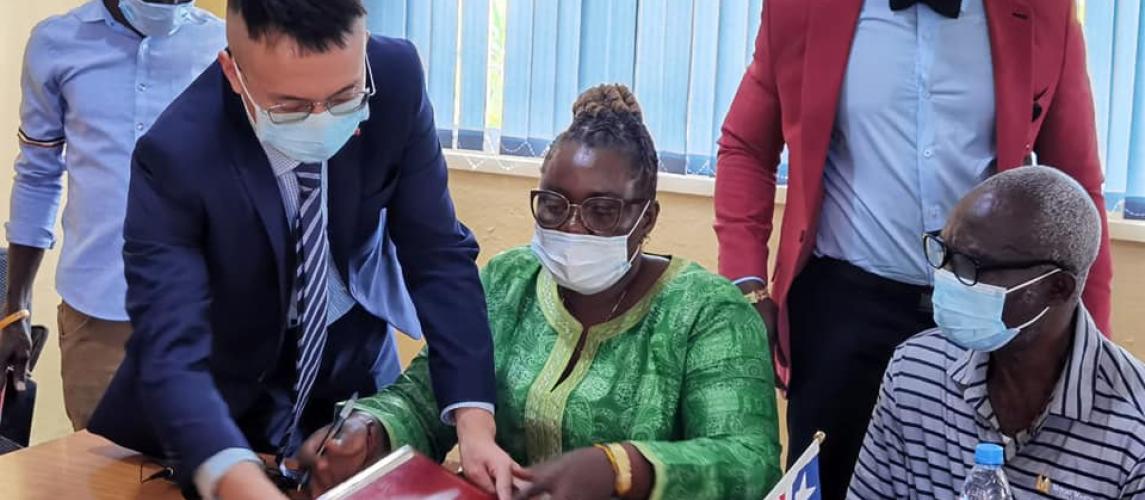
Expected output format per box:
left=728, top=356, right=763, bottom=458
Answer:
left=4, top=221, right=55, bottom=249
left=732, top=276, right=767, bottom=286
left=440, top=402, right=496, bottom=426
left=194, top=447, right=262, bottom=500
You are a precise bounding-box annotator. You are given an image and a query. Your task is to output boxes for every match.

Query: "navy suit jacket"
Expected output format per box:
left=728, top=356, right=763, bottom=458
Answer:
left=88, top=36, right=495, bottom=484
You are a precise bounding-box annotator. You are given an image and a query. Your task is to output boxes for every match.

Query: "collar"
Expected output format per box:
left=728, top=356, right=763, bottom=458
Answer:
left=243, top=108, right=303, bottom=176
left=78, top=0, right=111, bottom=23
left=949, top=305, right=1102, bottom=423
left=887, top=0, right=970, bottom=17
left=87, top=0, right=139, bottom=36
left=238, top=86, right=306, bottom=176
left=535, top=256, right=688, bottom=343
left=261, top=142, right=302, bottom=177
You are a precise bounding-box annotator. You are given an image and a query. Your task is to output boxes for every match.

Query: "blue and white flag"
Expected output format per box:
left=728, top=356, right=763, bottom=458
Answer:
left=764, top=432, right=824, bottom=500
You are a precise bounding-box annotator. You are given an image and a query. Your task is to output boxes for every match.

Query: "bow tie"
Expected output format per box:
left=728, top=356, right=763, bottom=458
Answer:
left=890, top=0, right=961, bottom=18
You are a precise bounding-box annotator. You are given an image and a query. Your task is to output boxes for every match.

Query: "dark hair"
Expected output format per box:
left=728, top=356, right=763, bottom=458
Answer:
left=228, top=0, right=366, bottom=54
left=547, top=84, right=659, bottom=200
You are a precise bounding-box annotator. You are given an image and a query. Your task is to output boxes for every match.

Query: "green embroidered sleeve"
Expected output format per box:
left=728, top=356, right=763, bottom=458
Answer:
left=352, top=352, right=457, bottom=462
left=629, top=291, right=783, bottom=500
left=348, top=250, right=532, bottom=462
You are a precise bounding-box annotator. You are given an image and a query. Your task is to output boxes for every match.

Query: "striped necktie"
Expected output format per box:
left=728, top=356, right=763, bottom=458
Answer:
left=283, top=162, right=329, bottom=453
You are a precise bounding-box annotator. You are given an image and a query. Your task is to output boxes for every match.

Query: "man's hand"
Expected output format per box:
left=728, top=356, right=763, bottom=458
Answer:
left=215, top=461, right=288, bottom=500
left=738, top=281, right=778, bottom=341
left=0, top=314, right=32, bottom=391
left=755, top=297, right=779, bottom=342
left=455, top=407, right=517, bottom=500
left=2, top=244, right=45, bottom=392
left=513, top=447, right=615, bottom=500
left=298, top=412, right=386, bottom=497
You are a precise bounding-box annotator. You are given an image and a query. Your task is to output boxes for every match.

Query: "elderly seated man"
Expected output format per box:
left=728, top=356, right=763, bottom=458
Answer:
left=848, top=166, right=1145, bottom=499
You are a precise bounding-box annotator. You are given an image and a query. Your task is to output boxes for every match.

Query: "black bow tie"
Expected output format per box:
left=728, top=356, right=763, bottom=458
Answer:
left=890, top=0, right=961, bottom=18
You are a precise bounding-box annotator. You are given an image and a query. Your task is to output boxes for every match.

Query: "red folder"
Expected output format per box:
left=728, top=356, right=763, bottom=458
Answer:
left=318, top=445, right=494, bottom=500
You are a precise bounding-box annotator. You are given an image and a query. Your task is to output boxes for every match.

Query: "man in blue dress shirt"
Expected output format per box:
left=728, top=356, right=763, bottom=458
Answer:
left=0, top=0, right=224, bottom=431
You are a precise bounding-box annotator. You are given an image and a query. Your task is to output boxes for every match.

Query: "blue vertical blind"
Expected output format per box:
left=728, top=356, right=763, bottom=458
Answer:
left=1082, top=0, right=1145, bottom=218
left=364, top=0, right=763, bottom=177
left=366, top=0, right=1131, bottom=217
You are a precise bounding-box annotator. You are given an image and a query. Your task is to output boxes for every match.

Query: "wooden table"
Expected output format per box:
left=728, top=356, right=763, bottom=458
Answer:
left=0, top=431, right=181, bottom=499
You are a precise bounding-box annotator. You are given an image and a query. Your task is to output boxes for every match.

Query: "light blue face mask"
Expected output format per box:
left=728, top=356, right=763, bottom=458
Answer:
left=932, top=267, right=1061, bottom=352
left=234, top=62, right=372, bottom=164
left=118, top=0, right=193, bottom=37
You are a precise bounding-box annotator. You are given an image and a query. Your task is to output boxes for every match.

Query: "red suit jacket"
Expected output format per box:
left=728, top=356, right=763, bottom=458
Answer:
left=714, top=0, right=1113, bottom=387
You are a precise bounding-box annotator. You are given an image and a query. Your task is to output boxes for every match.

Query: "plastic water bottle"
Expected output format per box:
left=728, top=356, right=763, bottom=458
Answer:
left=960, top=443, right=1013, bottom=499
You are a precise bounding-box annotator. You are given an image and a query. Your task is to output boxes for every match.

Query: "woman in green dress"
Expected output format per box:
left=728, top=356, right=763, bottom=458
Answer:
left=300, top=84, right=782, bottom=500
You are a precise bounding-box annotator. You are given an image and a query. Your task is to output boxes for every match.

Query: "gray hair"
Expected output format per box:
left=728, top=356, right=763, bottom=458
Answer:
left=979, top=165, right=1102, bottom=293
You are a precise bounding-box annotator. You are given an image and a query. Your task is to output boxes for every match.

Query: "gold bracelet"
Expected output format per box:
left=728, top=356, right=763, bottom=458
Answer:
left=594, top=443, right=633, bottom=497
left=744, top=288, right=770, bottom=304
left=0, top=310, right=30, bottom=330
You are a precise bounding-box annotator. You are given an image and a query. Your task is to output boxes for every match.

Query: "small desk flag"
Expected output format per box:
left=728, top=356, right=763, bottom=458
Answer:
left=764, top=431, right=825, bottom=500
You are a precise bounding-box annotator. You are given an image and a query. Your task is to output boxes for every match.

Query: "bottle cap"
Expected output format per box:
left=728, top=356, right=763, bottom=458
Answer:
left=975, top=443, right=1004, bottom=466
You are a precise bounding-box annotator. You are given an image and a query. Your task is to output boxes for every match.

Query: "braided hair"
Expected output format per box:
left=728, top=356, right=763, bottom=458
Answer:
left=544, top=84, right=659, bottom=200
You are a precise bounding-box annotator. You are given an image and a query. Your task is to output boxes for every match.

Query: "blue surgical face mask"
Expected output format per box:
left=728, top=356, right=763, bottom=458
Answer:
left=118, top=0, right=193, bottom=37
left=932, top=267, right=1061, bottom=352
left=234, top=64, right=371, bottom=164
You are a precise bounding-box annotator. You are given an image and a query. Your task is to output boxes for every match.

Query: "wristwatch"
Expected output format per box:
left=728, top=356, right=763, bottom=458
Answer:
left=744, top=288, right=770, bottom=304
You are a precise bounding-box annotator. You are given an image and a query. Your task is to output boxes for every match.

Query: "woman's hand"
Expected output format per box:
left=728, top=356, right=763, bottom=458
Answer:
left=513, top=447, right=616, bottom=500
left=455, top=408, right=518, bottom=500
left=297, top=412, right=386, bottom=497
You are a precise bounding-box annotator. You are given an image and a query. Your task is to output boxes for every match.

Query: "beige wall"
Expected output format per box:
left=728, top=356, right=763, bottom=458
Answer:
left=446, top=169, right=1145, bottom=360
left=3, top=0, right=90, bottom=446
left=3, top=0, right=1142, bottom=447
left=1111, top=247, right=1145, bottom=358
left=200, top=0, right=225, bottom=16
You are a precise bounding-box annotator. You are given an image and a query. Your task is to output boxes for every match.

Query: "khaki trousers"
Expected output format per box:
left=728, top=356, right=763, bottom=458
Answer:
left=57, top=302, right=131, bottom=431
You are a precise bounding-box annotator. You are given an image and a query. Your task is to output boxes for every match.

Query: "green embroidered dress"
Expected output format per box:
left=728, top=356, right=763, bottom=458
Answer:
left=354, top=247, right=782, bottom=499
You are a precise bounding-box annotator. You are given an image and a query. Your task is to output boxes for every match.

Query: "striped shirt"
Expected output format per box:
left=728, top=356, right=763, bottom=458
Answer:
left=262, top=144, right=358, bottom=325
left=848, top=306, right=1145, bottom=499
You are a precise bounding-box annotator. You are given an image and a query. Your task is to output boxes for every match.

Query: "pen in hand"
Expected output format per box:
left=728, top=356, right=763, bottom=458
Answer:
left=299, top=392, right=359, bottom=490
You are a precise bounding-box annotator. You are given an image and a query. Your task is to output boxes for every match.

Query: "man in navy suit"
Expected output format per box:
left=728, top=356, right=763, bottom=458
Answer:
left=88, top=1, right=513, bottom=498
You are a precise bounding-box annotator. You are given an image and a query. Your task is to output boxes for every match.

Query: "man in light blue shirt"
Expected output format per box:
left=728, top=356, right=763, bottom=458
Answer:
left=815, top=0, right=996, bottom=286
left=0, top=0, right=224, bottom=430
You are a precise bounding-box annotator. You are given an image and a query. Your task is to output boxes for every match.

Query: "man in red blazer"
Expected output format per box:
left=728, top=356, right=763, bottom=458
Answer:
left=714, top=0, right=1112, bottom=497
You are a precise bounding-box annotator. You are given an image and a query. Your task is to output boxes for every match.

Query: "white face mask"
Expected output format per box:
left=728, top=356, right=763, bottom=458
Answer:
left=531, top=202, right=650, bottom=295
